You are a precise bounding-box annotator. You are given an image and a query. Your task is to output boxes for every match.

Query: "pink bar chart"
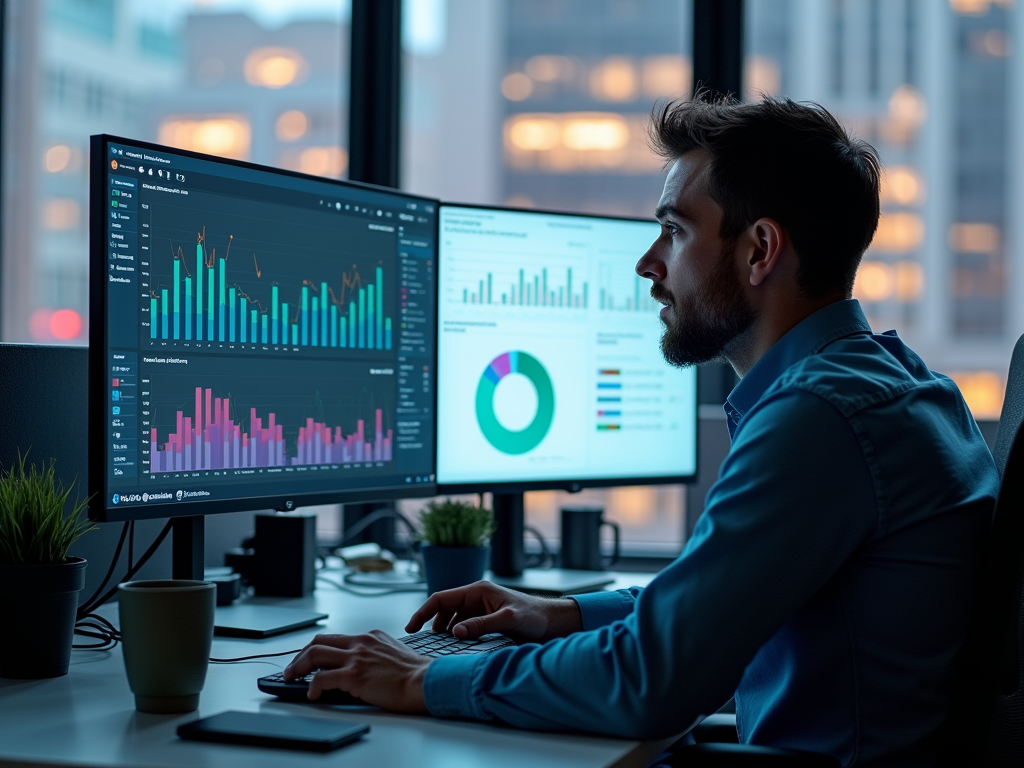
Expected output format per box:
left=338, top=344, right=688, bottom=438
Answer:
left=149, top=386, right=393, bottom=473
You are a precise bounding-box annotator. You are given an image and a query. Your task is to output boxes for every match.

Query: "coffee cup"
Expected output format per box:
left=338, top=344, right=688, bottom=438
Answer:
left=117, top=579, right=215, bottom=714
left=560, top=506, right=620, bottom=570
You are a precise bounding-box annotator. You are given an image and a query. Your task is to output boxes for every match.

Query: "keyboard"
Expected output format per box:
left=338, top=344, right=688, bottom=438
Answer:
left=257, top=631, right=515, bottom=705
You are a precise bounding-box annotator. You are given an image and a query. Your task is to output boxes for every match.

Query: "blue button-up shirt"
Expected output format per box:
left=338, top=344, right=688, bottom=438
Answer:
left=424, top=300, right=998, bottom=767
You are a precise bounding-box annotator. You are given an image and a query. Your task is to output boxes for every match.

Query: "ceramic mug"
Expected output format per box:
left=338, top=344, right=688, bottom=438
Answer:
left=118, top=579, right=215, bottom=714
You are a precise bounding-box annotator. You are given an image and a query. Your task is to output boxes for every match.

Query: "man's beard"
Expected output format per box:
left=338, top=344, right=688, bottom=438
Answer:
left=653, top=240, right=757, bottom=368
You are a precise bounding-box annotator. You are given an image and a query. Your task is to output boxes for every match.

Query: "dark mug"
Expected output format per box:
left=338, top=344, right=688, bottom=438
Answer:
left=560, top=506, right=620, bottom=570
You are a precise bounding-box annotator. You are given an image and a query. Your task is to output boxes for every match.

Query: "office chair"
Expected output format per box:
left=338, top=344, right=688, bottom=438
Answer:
left=668, top=334, right=1024, bottom=767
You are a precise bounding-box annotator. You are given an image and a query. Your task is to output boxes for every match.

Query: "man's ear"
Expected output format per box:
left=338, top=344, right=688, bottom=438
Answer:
left=747, top=218, right=785, bottom=287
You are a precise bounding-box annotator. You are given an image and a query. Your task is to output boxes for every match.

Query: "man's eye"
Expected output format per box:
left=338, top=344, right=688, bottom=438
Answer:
left=664, top=223, right=680, bottom=236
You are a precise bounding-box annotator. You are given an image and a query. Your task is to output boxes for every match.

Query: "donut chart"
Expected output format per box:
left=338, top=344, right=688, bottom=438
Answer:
left=475, top=351, right=555, bottom=455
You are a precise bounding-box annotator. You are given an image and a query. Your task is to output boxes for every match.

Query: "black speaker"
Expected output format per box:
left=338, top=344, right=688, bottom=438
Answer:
left=254, top=512, right=316, bottom=597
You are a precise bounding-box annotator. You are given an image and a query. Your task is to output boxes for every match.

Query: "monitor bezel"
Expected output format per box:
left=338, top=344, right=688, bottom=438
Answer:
left=434, top=201, right=699, bottom=496
left=89, top=134, right=441, bottom=523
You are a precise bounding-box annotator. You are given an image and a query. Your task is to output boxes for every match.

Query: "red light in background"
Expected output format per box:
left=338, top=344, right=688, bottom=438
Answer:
left=30, top=309, right=54, bottom=340
left=50, top=309, right=82, bottom=340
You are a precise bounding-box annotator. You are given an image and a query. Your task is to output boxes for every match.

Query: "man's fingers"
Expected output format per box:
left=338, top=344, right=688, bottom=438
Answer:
left=284, top=642, right=353, bottom=679
left=453, top=607, right=515, bottom=640
left=406, top=594, right=444, bottom=632
left=308, top=665, right=353, bottom=700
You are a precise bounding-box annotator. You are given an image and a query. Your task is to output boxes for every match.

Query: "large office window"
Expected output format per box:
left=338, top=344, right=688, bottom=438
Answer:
left=745, top=0, right=1021, bottom=419
left=1, top=0, right=349, bottom=345
left=401, top=0, right=693, bottom=556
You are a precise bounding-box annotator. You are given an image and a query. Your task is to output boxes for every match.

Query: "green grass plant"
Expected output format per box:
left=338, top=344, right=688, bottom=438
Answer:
left=0, top=452, right=94, bottom=565
left=419, top=499, right=495, bottom=548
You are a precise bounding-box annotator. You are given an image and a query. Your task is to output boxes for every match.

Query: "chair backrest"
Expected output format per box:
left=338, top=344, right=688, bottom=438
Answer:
left=981, top=417, right=1024, bottom=766
left=993, top=333, right=1024, bottom=479
left=979, top=332, right=1024, bottom=765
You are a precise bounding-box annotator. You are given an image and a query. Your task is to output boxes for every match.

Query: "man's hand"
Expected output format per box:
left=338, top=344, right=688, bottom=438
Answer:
left=406, top=581, right=583, bottom=644
left=283, top=630, right=431, bottom=713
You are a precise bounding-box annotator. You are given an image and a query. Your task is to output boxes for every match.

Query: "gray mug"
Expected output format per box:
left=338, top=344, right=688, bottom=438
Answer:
left=118, top=580, right=215, bottom=714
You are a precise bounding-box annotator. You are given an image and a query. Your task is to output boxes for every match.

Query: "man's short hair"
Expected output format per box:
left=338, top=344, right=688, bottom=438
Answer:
left=649, top=94, right=881, bottom=298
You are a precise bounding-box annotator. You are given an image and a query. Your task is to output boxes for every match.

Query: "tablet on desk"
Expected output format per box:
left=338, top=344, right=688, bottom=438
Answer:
left=214, top=605, right=328, bottom=638
left=177, top=711, right=369, bottom=752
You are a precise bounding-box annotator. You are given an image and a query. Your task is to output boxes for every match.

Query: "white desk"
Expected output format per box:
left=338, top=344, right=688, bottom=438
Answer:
left=0, top=572, right=669, bottom=768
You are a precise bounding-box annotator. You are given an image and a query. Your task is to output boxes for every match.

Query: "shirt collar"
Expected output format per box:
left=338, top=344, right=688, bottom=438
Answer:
left=724, top=299, right=872, bottom=436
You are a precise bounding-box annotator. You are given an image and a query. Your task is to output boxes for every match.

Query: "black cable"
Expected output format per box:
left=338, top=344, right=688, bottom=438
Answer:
left=524, top=525, right=552, bottom=569
left=76, top=522, right=130, bottom=619
left=78, top=520, right=174, bottom=617
left=334, top=507, right=419, bottom=549
left=73, top=613, right=121, bottom=651
left=210, top=649, right=302, bottom=663
left=127, top=520, right=135, bottom=572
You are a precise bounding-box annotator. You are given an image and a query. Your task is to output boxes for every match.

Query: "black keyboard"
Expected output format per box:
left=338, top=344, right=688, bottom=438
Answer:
left=257, top=631, right=515, bottom=705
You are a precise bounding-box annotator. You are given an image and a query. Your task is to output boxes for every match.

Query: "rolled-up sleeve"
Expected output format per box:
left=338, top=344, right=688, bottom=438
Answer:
left=423, top=391, right=877, bottom=738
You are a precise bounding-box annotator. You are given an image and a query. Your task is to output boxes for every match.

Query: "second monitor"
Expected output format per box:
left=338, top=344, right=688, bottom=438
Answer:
left=436, top=204, right=697, bottom=494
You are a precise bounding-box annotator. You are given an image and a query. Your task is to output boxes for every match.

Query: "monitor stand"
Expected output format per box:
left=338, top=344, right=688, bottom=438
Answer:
left=487, top=493, right=616, bottom=597
left=490, top=492, right=525, bottom=577
left=170, top=514, right=328, bottom=638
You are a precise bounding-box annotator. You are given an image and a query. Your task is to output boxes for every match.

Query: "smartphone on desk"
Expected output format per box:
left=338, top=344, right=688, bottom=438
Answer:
left=177, top=710, right=369, bottom=752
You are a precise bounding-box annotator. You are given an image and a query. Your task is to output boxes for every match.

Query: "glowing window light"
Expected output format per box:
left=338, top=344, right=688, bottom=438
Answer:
left=244, top=48, right=307, bottom=89
left=525, top=55, right=574, bottom=82
left=159, top=116, right=251, bottom=160
left=562, top=117, right=629, bottom=151
left=275, top=110, right=308, bottom=142
left=949, top=222, right=1000, bottom=252
left=948, top=371, right=1004, bottom=419
left=743, top=56, right=781, bottom=98
left=642, top=56, right=691, bottom=98
left=50, top=309, right=82, bottom=340
left=589, top=57, right=638, bottom=102
left=853, top=261, right=894, bottom=302
left=502, top=72, right=533, bottom=101
left=44, top=145, right=73, bottom=173
left=508, top=118, right=561, bottom=151
left=888, top=85, right=927, bottom=127
left=871, top=212, right=924, bottom=252
left=42, top=199, right=80, bottom=230
left=298, top=147, right=347, bottom=177
left=949, top=0, right=997, bottom=14
left=880, top=166, right=924, bottom=206
left=894, top=261, right=924, bottom=302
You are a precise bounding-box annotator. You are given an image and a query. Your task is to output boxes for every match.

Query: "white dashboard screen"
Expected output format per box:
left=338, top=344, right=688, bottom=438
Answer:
left=436, top=206, right=697, bottom=486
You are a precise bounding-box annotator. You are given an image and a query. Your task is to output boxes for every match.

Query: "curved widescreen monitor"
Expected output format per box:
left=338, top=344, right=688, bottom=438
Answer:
left=436, top=204, right=697, bottom=492
left=89, top=135, right=439, bottom=521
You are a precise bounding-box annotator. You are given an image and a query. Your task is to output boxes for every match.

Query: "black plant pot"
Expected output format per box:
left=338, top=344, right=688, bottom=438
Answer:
left=0, top=557, right=86, bottom=679
left=421, top=545, right=489, bottom=596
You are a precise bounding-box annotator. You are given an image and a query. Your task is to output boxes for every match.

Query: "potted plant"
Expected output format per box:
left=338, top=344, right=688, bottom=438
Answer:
left=419, top=499, right=495, bottom=596
left=0, top=454, right=93, bottom=679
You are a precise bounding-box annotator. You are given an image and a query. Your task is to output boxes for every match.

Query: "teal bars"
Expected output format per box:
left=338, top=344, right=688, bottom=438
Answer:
left=301, top=286, right=309, bottom=346
left=340, top=317, right=347, bottom=348
left=184, top=278, right=192, bottom=340
left=367, top=286, right=375, bottom=349
left=161, top=289, right=169, bottom=338
left=207, top=266, right=214, bottom=340
left=172, top=259, right=180, bottom=339
left=150, top=297, right=157, bottom=339
left=196, top=243, right=203, bottom=341
left=330, top=304, right=338, bottom=347
left=271, top=286, right=279, bottom=344
left=229, top=290, right=236, bottom=342
left=320, top=281, right=328, bottom=347
left=240, top=297, right=247, bottom=342
left=358, top=288, right=366, bottom=348
left=519, top=269, right=524, bottom=305
left=280, top=302, right=289, bottom=345
left=375, top=267, right=384, bottom=349
left=384, top=317, right=392, bottom=349
left=218, top=259, right=225, bottom=342
left=291, top=324, right=298, bottom=345
left=348, top=302, right=356, bottom=348
left=311, top=297, right=319, bottom=346
left=252, top=310, right=258, bottom=343
left=261, top=314, right=268, bottom=344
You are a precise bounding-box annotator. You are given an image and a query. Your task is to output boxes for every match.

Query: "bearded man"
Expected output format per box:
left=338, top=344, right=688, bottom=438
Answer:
left=285, top=96, right=998, bottom=768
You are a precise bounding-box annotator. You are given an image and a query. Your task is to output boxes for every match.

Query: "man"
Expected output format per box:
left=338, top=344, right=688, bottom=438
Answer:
left=285, top=96, right=998, bottom=767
